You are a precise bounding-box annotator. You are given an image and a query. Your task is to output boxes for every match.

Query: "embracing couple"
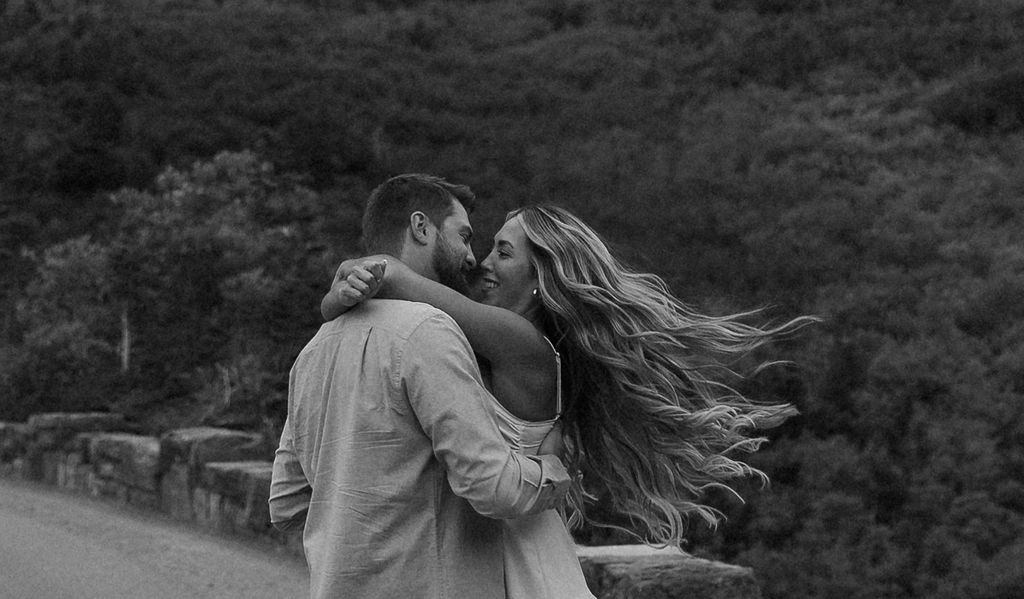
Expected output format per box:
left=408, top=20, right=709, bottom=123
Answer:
left=269, top=174, right=812, bottom=599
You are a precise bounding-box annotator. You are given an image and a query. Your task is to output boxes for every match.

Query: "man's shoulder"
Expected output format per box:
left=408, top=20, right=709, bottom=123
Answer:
left=298, top=301, right=467, bottom=366
left=334, top=299, right=456, bottom=338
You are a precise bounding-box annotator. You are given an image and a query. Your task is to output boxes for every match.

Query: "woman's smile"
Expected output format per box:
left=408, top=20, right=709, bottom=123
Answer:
left=475, top=216, right=539, bottom=315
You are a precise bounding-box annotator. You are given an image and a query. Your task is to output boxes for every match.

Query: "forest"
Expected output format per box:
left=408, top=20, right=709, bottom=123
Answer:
left=2, top=0, right=1024, bottom=597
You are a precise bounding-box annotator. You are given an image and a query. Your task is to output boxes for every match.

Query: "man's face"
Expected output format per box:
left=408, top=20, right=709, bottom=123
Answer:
left=430, top=200, right=476, bottom=293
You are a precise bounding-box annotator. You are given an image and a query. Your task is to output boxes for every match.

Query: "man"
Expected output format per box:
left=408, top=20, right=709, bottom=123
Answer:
left=269, top=174, right=571, bottom=599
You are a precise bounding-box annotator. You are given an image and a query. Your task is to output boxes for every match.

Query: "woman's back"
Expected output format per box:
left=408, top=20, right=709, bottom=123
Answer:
left=483, top=337, right=563, bottom=453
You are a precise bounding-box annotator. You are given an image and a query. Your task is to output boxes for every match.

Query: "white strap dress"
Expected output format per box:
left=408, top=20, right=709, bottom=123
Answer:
left=488, top=340, right=596, bottom=599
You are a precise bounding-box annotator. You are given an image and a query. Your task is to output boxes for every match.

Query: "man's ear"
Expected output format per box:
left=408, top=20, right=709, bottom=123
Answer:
left=409, top=211, right=433, bottom=245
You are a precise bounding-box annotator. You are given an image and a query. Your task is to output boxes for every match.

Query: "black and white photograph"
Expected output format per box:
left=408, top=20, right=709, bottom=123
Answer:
left=2, top=1, right=1022, bottom=598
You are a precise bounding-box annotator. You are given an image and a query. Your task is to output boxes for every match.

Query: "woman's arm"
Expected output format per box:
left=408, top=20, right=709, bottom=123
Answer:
left=380, top=259, right=552, bottom=366
left=321, top=257, right=388, bottom=320
left=321, top=257, right=552, bottom=372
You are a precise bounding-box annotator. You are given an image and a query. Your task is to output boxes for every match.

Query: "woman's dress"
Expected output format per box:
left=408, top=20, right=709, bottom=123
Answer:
left=488, top=341, right=596, bottom=599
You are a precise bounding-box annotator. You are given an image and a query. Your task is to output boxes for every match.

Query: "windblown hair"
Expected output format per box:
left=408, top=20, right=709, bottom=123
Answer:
left=361, top=173, right=476, bottom=255
left=509, top=204, right=815, bottom=546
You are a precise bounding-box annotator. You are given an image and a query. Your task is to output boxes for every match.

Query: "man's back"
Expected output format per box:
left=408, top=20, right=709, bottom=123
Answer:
left=271, top=299, right=563, bottom=599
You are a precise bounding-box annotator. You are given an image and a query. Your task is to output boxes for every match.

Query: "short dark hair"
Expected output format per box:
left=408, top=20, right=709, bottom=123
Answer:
left=360, top=174, right=476, bottom=254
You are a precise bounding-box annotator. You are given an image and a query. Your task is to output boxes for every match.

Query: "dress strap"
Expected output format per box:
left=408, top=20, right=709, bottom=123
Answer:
left=542, top=336, right=563, bottom=417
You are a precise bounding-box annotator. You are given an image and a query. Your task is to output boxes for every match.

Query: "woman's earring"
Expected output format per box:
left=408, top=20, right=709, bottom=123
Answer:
left=532, top=288, right=539, bottom=297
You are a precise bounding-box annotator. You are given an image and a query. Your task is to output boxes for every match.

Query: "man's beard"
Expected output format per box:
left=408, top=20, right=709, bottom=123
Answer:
left=432, top=234, right=470, bottom=295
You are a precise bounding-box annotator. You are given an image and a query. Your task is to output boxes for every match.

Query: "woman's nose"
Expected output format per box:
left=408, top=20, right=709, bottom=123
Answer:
left=479, top=252, right=494, bottom=271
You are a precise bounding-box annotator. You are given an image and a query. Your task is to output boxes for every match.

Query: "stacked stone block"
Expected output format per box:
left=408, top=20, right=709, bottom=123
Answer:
left=157, top=427, right=266, bottom=521
left=89, top=433, right=163, bottom=509
left=197, top=461, right=274, bottom=535
left=24, top=412, right=134, bottom=484
left=0, top=421, right=28, bottom=469
left=578, top=545, right=763, bottom=599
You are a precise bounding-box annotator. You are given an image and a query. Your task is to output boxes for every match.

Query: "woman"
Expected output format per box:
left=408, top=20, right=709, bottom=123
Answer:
left=323, top=205, right=814, bottom=598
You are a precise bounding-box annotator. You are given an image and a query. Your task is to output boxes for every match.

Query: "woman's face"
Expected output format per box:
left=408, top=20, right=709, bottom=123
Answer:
left=476, top=215, right=540, bottom=315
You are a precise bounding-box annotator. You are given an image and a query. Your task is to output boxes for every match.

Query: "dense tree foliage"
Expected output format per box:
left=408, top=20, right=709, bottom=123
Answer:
left=3, top=0, right=1024, bottom=597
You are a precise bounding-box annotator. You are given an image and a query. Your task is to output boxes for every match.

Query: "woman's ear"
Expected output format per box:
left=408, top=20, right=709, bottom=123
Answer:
left=409, top=211, right=433, bottom=245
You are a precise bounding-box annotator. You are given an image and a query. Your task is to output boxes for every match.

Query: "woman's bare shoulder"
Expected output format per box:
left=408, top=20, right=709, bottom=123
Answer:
left=488, top=351, right=560, bottom=421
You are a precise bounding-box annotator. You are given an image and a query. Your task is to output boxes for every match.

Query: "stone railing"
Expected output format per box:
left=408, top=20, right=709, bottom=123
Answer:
left=0, top=413, right=763, bottom=599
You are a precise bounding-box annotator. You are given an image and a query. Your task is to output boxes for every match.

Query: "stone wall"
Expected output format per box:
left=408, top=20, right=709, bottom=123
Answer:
left=0, top=412, right=763, bottom=599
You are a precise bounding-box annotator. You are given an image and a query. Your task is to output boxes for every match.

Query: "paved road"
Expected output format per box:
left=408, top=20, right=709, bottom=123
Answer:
left=0, top=477, right=308, bottom=599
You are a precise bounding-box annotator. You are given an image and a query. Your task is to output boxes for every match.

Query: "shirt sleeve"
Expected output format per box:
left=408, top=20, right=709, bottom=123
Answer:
left=401, top=312, right=572, bottom=519
left=268, top=415, right=312, bottom=532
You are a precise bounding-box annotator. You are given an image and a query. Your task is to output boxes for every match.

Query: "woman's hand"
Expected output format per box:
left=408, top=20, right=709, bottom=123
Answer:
left=321, top=257, right=388, bottom=320
left=333, top=258, right=387, bottom=305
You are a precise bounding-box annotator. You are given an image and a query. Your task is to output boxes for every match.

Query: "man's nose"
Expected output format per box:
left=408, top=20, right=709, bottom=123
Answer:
left=464, top=251, right=477, bottom=269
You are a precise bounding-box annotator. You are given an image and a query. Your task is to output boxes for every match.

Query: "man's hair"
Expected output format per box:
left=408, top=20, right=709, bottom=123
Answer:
left=360, top=174, right=476, bottom=254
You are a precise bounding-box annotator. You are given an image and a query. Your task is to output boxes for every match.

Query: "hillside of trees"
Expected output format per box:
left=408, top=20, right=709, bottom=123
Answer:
left=3, top=0, right=1024, bottom=597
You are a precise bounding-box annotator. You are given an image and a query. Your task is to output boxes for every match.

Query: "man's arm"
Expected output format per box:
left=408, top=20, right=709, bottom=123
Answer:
left=268, top=416, right=312, bottom=532
left=402, top=312, right=571, bottom=519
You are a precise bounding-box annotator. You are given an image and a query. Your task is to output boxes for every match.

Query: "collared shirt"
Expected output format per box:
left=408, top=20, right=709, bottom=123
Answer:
left=269, top=299, right=571, bottom=599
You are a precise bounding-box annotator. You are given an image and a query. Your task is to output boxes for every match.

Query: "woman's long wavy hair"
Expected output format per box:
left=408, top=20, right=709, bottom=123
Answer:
left=509, top=205, right=815, bottom=546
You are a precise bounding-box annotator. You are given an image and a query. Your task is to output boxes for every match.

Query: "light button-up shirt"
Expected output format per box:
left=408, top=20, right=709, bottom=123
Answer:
left=269, top=300, right=571, bottom=599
